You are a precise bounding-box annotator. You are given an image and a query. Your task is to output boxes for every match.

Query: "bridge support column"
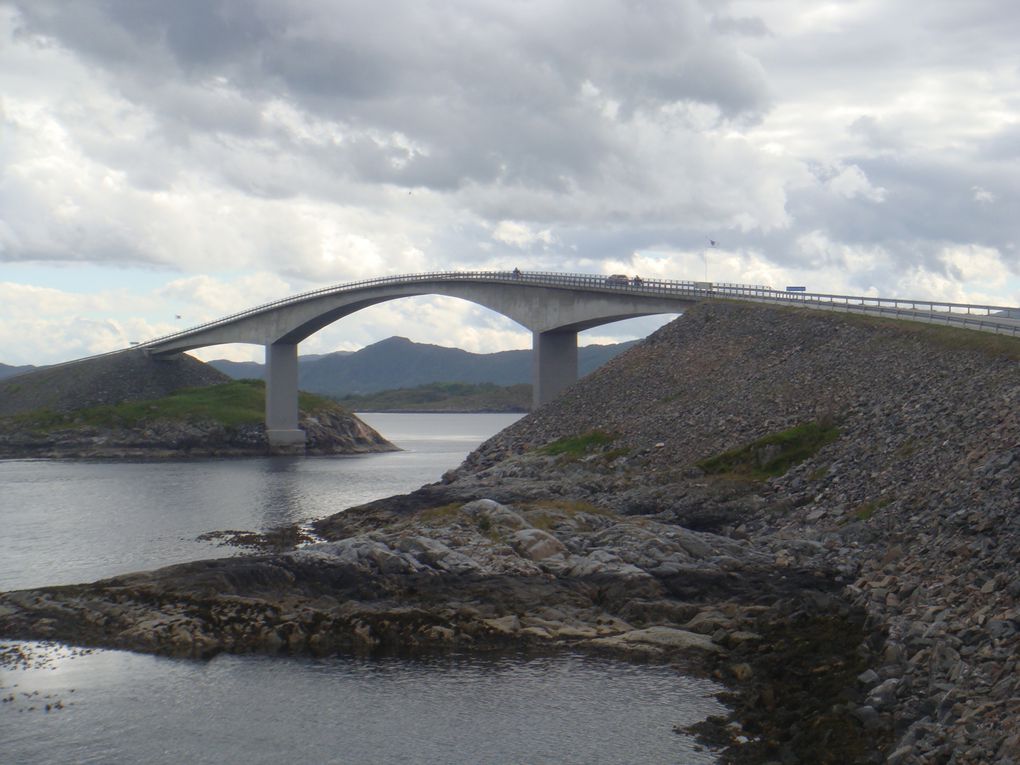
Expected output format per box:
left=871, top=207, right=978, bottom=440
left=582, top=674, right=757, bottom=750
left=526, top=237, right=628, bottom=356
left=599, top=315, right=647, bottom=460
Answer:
left=265, top=342, right=305, bottom=450
left=532, top=329, right=578, bottom=409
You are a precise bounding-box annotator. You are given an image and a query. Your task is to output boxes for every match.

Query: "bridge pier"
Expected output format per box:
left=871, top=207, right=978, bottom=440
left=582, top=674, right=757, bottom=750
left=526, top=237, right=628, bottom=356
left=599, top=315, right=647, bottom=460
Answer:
left=265, top=342, right=305, bottom=450
left=532, top=329, right=578, bottom=409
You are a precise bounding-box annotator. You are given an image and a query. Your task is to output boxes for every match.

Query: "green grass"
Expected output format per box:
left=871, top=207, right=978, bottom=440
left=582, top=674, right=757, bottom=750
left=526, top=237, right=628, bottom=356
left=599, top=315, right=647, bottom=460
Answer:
left=894, top=439, right=918, bottom=459
left=522, top=498, right=613, bottom=516
left=10, top=380, right=345, bottom=431
left=852, top=497, right=892, bottom=522
left=697, top=421, right=840, bottom=479
left=808, top=465, right=829, bottom=481
left=537, top=430, right=617, bottom=457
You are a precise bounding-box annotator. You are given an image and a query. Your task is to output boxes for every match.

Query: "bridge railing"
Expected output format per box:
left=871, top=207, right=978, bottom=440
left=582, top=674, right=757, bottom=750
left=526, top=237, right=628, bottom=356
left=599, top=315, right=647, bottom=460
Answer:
left=741, top=288, right=1020, bottom=335
left=136, top=270, right=1020, bottom=349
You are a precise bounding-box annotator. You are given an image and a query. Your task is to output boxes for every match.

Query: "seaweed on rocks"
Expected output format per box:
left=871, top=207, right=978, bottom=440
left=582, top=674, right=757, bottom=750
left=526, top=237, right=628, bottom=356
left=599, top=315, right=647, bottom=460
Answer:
left=692, top=597, right=891, bottom=765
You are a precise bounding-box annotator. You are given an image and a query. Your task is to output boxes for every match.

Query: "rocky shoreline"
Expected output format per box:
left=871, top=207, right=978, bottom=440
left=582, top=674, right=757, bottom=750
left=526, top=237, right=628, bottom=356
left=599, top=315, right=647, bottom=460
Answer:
left=0, top=407, right=397, bottom=458
left=0, top=487, right=882, bottom=762
left=2, top=302, right=1018, bottom=763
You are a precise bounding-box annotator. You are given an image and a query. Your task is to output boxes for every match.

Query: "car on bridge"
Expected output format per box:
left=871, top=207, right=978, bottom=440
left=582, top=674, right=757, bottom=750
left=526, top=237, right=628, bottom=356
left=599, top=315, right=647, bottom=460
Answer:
left=606, top=274, right=630, bottom=286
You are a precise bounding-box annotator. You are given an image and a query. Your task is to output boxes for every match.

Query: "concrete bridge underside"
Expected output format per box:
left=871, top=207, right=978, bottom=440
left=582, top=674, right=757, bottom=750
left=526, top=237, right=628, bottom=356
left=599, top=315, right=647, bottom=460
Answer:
left=145, top=279, right=694, bottom=448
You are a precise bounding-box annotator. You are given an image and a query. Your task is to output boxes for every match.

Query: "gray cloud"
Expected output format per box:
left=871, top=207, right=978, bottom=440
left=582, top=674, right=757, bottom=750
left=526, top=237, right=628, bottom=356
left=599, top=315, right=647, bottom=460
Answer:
left=710, top=14, right=772, bottom=38
left=979, top=123, right=1020, bottom=162
left=6, top=0, right=770, bottom=197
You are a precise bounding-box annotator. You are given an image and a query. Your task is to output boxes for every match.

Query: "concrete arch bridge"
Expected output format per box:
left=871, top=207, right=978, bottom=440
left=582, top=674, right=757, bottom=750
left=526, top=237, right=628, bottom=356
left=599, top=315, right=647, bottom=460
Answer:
left=138, top=270, right=1020, bottom=448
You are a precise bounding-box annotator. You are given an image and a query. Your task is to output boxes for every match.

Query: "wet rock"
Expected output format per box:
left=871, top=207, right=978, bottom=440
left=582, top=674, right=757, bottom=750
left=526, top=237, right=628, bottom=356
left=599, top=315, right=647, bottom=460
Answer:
left=852, top=705, right=883, bottom=731
left=857, top=668, right=880, bottom=686
left=865, top=677, right=900, bottom=711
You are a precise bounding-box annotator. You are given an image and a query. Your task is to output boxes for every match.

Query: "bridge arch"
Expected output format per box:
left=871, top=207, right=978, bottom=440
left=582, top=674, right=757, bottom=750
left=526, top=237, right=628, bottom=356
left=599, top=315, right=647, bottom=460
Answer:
left=141, top=271, right=707, bottom=447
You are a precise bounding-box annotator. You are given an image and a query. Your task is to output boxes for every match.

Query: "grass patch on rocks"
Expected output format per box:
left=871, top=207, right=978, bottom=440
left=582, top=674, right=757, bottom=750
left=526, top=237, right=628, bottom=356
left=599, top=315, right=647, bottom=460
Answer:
left=537, top=429, right=617, bottom=458
left=417, top=502, right=465, bottom=525
left=522, top=498, right=613, bottom=516
left=851, top=497, right=892, bottom=522
left=520, top=499, right=616, bottom=531
left=697, top=421, right=839, bottom=480
left=197, top=525, right=313, bottom=553
left=9, top=380, right=344, bottom=432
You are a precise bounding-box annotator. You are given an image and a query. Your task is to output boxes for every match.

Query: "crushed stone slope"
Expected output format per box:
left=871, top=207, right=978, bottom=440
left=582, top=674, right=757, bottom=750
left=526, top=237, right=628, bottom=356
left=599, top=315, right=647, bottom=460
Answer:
left=468, top=301, right=1017, bottom=478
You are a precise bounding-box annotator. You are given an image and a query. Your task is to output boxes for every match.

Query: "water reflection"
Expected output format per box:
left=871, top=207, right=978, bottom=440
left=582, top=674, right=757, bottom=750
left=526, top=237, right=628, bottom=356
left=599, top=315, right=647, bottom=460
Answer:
left=0, top=643, right=725, bottom=765
left=253, top=456, right=306, bottom=529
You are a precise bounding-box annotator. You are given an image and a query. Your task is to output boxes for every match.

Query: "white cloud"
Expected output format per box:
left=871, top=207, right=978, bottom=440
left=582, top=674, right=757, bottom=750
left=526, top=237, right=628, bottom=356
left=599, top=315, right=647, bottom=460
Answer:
left=157, top=272, right=293, bottom=317
left=938, top=244, right=1009, bottom=289
left=0, top=281, right=162, bottom=363
left=827, top=164, right=887, bottom=202
left=492, top=221, right=555, bottom=248
left=972, top=186, right=996, bottom=204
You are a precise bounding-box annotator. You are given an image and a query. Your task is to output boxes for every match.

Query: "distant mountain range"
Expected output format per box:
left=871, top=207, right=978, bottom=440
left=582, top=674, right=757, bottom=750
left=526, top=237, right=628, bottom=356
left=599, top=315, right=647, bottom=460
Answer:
left=337, top=382, right=532, bottom=413
left=209, top=336, right=636, bottom=397
left=0, top=337, right=635, bottom=398
left=0, top=363, right=35, bottom=381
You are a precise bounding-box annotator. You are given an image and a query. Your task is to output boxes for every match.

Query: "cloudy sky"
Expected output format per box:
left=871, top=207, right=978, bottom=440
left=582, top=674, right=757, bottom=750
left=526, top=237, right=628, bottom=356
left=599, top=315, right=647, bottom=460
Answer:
left=2, top=0, right=1018, bottom=365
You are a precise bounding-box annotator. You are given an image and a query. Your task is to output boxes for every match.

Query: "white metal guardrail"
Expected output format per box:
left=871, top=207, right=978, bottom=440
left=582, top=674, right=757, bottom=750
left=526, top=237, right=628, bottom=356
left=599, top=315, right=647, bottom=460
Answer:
left=743, top=287, right=1020, bottom=336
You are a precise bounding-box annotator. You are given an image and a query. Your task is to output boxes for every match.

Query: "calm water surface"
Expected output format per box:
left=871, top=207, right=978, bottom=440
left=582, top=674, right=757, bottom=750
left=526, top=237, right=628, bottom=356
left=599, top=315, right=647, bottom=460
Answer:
left=0, top=413, right=724, bottom=764
left=0, top=413, right=516, bottom=590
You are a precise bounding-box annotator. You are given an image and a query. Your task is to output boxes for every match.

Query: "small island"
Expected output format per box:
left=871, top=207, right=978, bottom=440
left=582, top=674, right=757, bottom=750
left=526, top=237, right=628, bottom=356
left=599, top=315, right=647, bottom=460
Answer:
left=0, top=351, right=395, bottom=458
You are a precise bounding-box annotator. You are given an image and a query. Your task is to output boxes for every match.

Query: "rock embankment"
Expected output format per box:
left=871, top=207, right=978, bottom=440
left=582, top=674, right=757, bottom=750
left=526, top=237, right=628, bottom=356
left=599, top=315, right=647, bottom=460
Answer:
left=1, top=301, right=1018, bottom=763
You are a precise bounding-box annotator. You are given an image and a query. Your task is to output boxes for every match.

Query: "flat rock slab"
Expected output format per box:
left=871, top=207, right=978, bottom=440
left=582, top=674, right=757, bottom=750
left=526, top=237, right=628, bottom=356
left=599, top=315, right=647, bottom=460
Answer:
left=591, top=626, right=723, bottom=653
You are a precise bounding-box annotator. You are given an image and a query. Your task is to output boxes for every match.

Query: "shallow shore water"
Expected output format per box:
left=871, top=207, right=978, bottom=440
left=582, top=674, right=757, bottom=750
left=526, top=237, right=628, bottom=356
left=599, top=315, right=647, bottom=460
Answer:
left=1, top=641, right=724, bottom=765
